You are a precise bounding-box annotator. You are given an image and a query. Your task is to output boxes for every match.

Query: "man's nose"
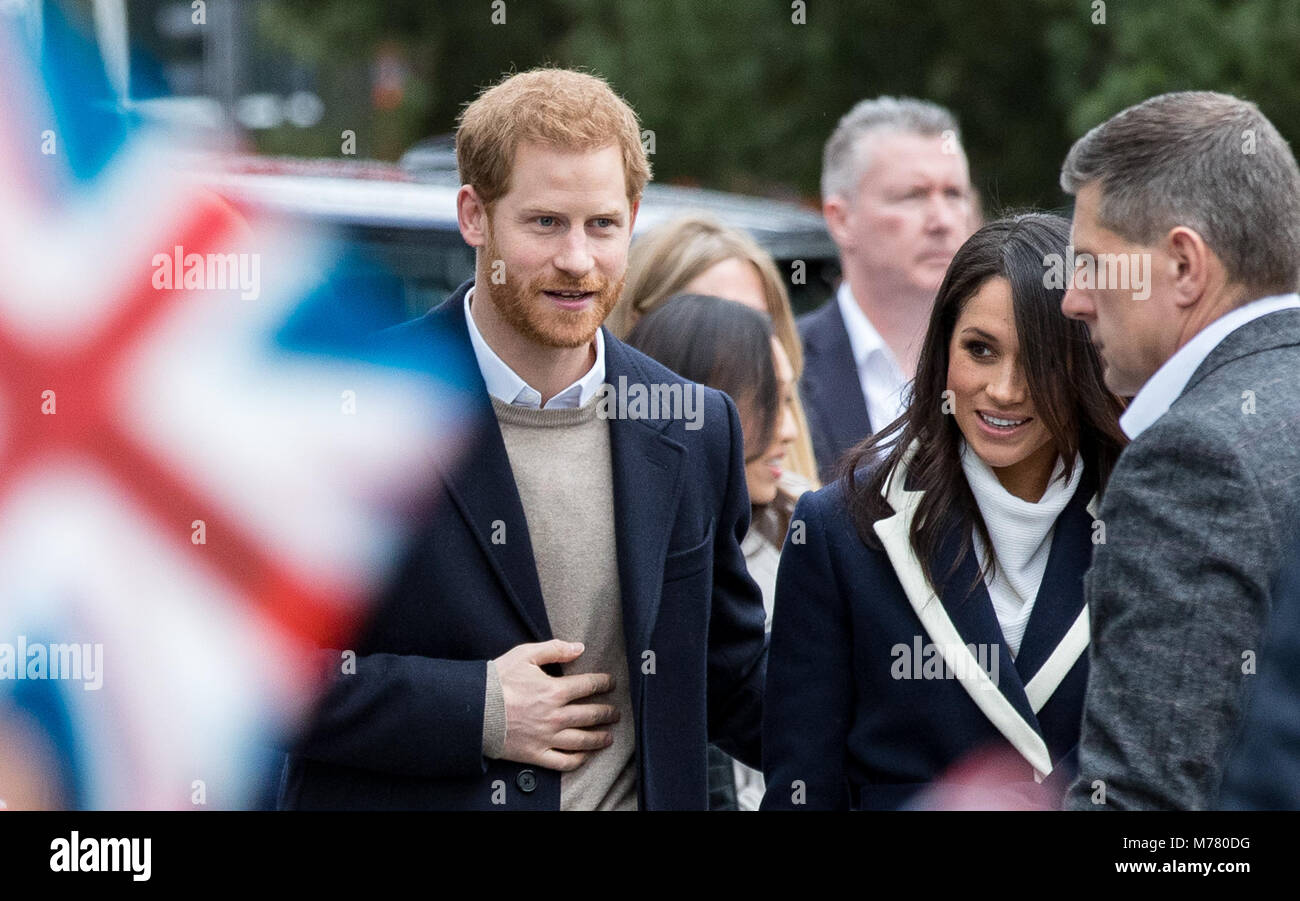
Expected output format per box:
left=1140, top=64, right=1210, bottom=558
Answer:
left=554, top=230, right=595, bottom=277
left=1061, top=285, right=1092, bottom=320
left=925, top=192, right=962, bottom=233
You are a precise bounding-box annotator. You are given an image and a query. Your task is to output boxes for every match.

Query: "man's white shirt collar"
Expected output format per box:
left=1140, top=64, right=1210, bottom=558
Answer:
left=1120, top=292, right=1300, bottom=439
left=836, top=281, right=900, bottom=371
left=836, top=281, right=909, bottom=430
left=463, top=285, right=606, bottom=410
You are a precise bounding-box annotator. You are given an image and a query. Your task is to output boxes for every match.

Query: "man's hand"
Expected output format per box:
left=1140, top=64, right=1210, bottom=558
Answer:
left=493, top=639, right=619, bottom=770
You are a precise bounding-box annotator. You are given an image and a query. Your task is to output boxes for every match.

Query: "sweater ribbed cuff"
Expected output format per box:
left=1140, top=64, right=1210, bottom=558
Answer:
left=482, top=659, right=508, bottom=759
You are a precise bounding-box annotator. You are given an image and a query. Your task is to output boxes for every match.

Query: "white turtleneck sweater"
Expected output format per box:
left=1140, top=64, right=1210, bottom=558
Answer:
left=960, top=442, right=1082, bottom=657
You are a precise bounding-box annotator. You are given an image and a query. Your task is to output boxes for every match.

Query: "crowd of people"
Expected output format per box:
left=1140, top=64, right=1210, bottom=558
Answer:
left=280, top=67, right=1300, bottom=810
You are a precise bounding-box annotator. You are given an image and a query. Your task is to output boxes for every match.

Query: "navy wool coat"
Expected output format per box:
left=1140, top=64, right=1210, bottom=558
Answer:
left=280, top=281, right=768, bottom=810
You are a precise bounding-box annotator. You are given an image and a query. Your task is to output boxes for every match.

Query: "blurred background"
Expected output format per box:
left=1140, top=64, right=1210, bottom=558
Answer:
left=54, top=0, right=1300, bottom=201
left=24, top=0, right=1300, bottom=319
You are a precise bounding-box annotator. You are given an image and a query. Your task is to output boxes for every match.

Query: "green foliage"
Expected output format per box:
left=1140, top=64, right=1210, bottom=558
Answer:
left=1050, top=0, right=1300, bottom=142
left=253, top=0, right=1300, bottom=211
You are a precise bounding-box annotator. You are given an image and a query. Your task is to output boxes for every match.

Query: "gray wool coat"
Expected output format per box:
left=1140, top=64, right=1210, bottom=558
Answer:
left=1067, top=308, right=1300, bottom=810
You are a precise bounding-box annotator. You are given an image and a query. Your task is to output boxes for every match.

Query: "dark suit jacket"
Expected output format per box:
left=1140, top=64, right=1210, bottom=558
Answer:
left=1066, top=308, right=1300, bottom=810
left=798, top=299, right=874, bottom=483
left=279, top=280, right=768, bottom=810
left=1219, top=529, right=1300, bottom=809
left=761, top=446, right=1096, bottom=810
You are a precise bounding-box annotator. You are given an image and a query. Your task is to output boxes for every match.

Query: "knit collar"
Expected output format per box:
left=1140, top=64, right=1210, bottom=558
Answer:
left=960, top=441, right=1082, bottom=578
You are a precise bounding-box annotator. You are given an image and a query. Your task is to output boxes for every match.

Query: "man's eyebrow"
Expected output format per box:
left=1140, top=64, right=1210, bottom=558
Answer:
left=517, top=209, right=625, bottom=220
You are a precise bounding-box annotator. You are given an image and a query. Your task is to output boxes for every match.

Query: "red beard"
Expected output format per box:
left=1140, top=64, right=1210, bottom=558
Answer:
left=481, top=230, right=623, bottom=349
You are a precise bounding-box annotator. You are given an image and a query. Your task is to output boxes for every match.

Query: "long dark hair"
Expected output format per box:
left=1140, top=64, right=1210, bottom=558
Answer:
left=840, top=212, right=1126, bottom=597
left=625, top=293, right=779, bottom=461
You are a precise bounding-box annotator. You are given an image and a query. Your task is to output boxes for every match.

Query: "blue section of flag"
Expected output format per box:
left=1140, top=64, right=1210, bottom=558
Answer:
left=274, top=251, right=481, bottom=394
left=35, top=2, right=129, bottom=186
left=3, top=634, right=87, bottom=809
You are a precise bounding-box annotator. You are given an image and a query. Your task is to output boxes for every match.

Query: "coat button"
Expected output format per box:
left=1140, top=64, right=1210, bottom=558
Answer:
left=517, top=769, right=537, bottom=792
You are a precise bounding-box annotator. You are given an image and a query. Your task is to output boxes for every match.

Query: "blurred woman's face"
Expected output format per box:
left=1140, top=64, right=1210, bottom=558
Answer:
left=946, top=277, right=1056, bottom=501
left=745, top=339, right=798, bottom=506
left=683, top=257, right=768, bottom=314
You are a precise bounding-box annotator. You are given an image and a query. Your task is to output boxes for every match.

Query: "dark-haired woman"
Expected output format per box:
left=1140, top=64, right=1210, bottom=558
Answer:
left=761, top=213, right=1126, bottom=810
left=626, top=293, right=806, bottom=810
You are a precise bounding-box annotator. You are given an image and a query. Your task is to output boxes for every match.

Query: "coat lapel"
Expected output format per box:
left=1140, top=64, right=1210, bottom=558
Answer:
left=801, top=302, right=873, bottom=460
left=425, top=286, right=552, bottom=642
left=1014, top=469, right=1097, bottom=712
left=873, top=441, right=1053, bottom=778
left=603, top=335, right=688, bottom=655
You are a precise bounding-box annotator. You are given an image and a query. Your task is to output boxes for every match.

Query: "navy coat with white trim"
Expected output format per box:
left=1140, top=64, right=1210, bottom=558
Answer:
left=761, top=448, right=1096, bottom=810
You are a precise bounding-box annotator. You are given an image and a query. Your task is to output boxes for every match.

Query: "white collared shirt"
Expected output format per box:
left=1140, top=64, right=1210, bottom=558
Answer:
left=1120, top=293, right=1300, bottom=439
left=836, top=282, right=910, bottom=433
left=463, top=285, right=606, bottom=409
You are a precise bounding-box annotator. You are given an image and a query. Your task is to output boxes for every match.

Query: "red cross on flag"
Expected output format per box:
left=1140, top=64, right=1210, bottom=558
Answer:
left=0, top=17, right=469, bottom=810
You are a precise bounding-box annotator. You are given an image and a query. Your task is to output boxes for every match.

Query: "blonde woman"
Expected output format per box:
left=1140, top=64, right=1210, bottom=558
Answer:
left=612, top=215, right=820, bottom=492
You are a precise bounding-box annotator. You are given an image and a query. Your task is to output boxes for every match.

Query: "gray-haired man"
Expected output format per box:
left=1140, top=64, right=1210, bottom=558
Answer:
left=799, top=97, right=974, bottom=481
left=1060, top=91, right=1300, bottom=810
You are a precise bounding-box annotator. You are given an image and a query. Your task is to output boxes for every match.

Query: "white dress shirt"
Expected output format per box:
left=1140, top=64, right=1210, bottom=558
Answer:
left=1120, top=293, right=1300, bottom=439
left=836, top=282, right=910, bottom=433
left=464, top=285, right=606, bottom=409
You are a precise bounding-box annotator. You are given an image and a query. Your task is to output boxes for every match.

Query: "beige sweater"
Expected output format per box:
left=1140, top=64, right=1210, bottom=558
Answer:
left=481, top=395, right=637, bottom=810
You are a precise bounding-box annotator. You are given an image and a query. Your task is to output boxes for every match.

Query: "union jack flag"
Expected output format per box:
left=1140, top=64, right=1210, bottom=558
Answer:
left=0, top=9, right=469, bottom=809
